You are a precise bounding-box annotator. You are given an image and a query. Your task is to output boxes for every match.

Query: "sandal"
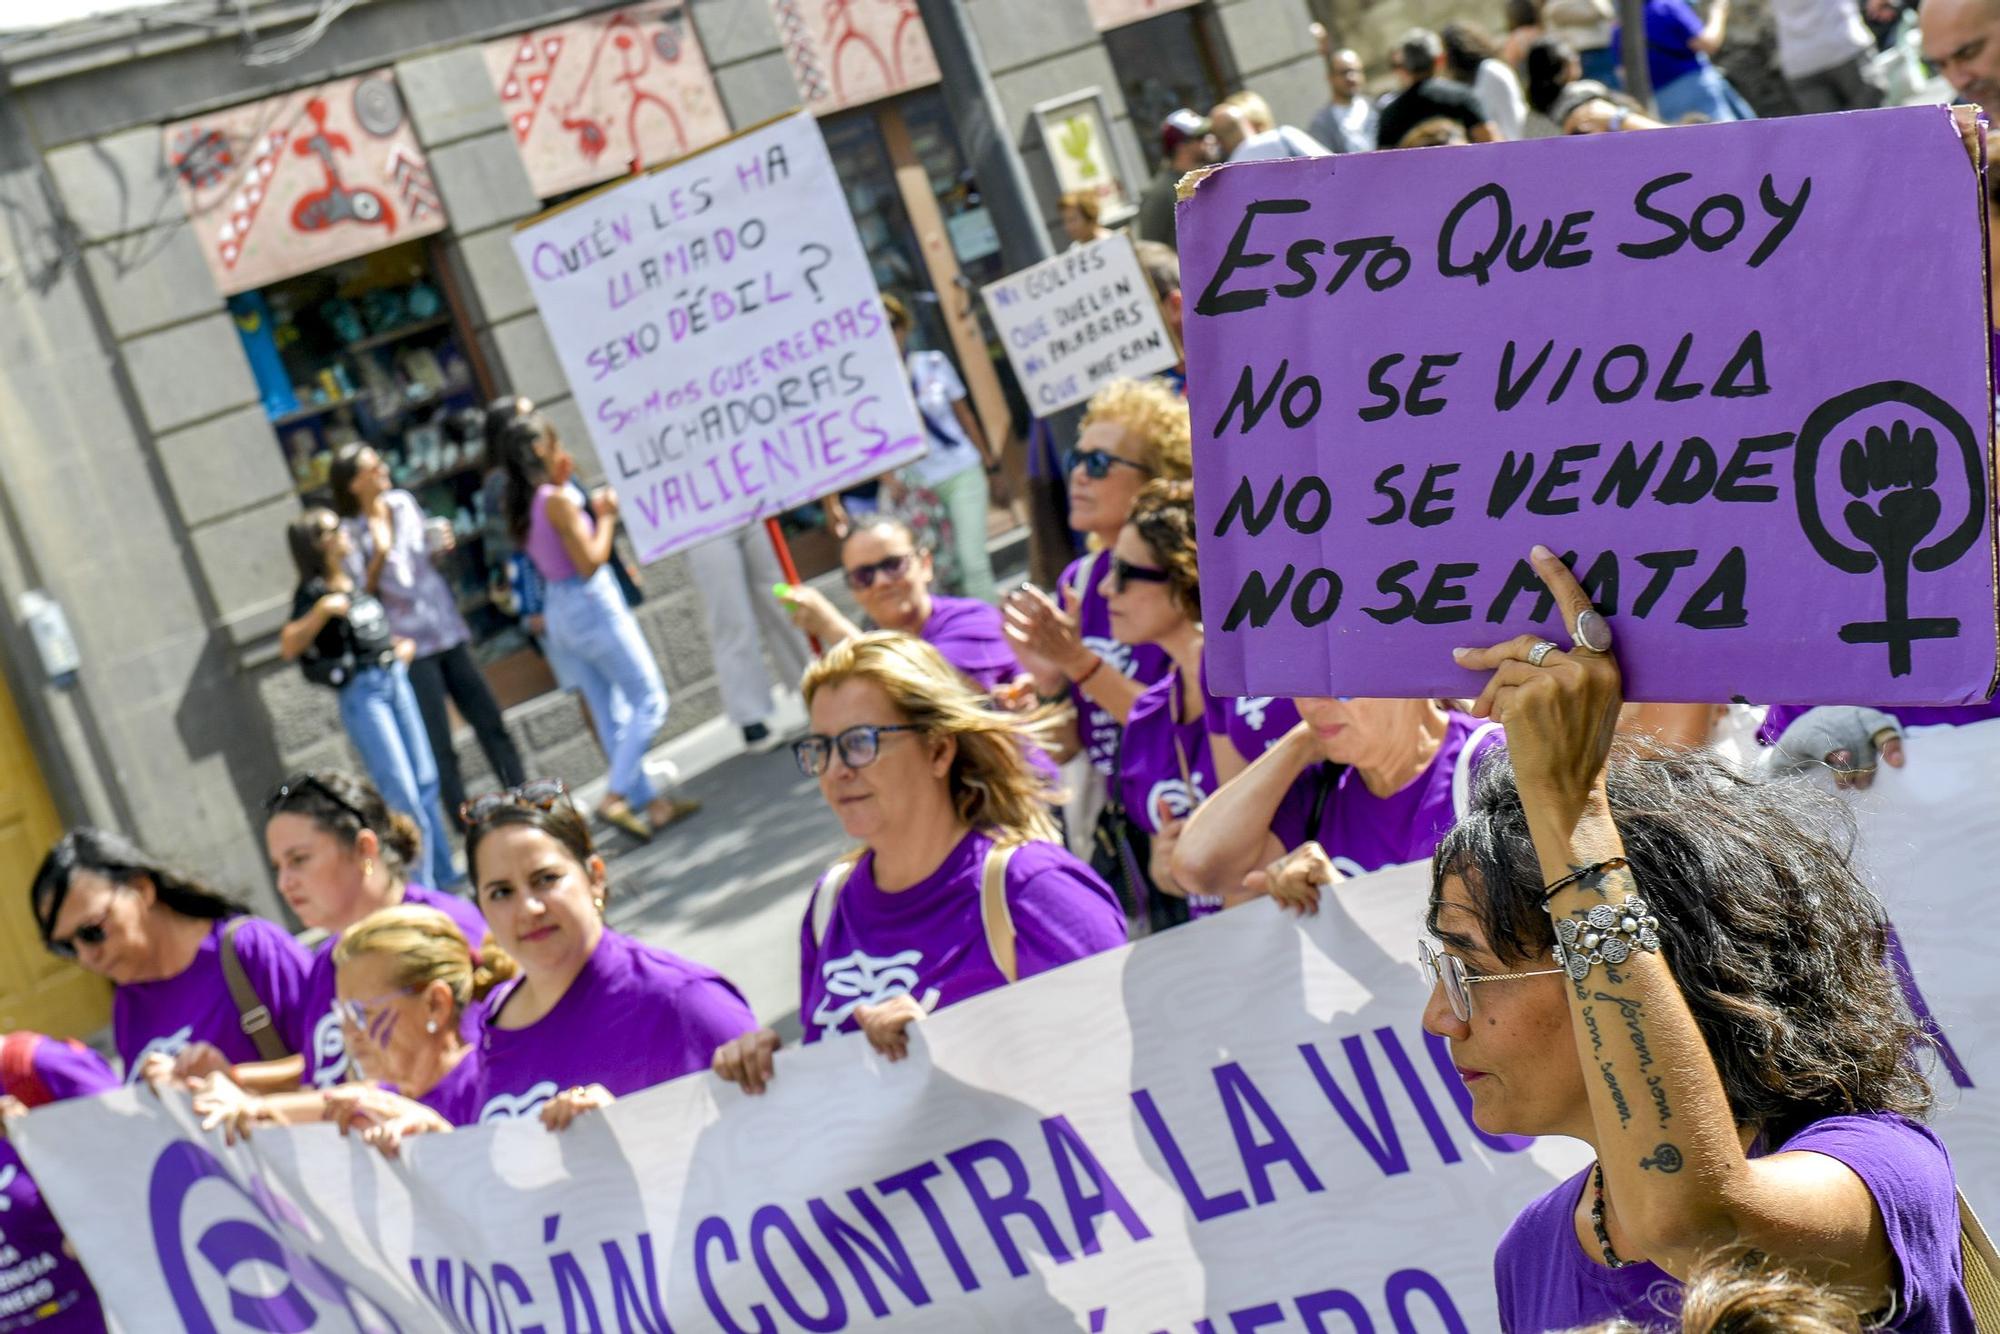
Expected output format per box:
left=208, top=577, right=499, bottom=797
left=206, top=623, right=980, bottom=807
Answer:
left=646, top=796, right=702, bottom=829
left=597, top=801, right=654, bottom=843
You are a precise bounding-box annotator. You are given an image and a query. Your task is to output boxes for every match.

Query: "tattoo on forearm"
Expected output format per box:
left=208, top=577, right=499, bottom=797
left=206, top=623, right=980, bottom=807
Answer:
left=1645, top=1073, right=1672, bottom=1125
left=1564, top=862, right=1617, bottom=899
left=1592, top=990, right=1657, bottom=1072
left=1639, top=1143, right=1683, bottom=1173
left=1599, top=1061, right=1633, bottom=1126
left=1581, top=1006, right=1605, bottom=1056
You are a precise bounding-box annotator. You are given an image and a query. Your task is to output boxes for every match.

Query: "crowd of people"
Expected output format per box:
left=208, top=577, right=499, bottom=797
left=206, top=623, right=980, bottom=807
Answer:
left=8, top=1, right=1999, bottom=1329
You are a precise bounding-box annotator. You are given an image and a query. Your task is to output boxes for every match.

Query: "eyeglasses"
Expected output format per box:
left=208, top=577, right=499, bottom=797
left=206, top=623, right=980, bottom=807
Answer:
left=1110, top=558, right=1172, bottom=594
left=460, top=778, right=571, bottom=827
left=264, top=773, right=370, bottom=826
left=48, top=900, right=120, bottom=960
left=792, top=724, right=925, bottom=777
left=1417, top=939, right=1566, bottom=1023
left=1065, top=448, right=1154, bottom=481
left=845, top=553, right=913, bottom=590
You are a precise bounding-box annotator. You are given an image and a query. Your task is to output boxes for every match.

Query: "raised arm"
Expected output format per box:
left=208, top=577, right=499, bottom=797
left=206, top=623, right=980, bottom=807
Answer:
left=279, top=591, right=346, bottom=661
left=544, top=485, right=617, bottom=578
left=1457, top=546, right=1897, bottom=1295
left=1174, top=722, right=1312, bottom=896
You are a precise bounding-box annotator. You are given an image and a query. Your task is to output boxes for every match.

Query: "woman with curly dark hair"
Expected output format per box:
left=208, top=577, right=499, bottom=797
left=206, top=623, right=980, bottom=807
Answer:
left=1432, top=546, right=1970, bottom=1331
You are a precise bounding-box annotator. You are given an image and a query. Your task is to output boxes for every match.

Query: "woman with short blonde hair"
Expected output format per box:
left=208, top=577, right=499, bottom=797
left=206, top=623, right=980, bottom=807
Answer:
left=713, top=633, right=1127, bottom=1092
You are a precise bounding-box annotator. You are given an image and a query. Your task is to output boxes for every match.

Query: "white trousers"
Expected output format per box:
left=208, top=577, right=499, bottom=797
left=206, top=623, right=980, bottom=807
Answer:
left=686, top=527, right=813, bottom=727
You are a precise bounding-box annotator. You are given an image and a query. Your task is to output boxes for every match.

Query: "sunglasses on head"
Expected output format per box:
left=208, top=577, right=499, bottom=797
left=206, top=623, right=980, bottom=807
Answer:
left=792, top=724, right=925, bottom=777
left=460, top=778, right=572, bottom=827
left=264, top=773, right=368, bottom=825
left=1110, top=557, right=1171, bottom=594
left=845, top=553, right=913, bottom=590
left=1065, top=448, right=1154, bottom=481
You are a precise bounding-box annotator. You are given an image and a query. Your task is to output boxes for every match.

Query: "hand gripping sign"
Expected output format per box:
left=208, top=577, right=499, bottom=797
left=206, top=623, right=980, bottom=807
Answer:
left=1181, top=106, right=1999, bottom=706
left=515, top=111, right=926, bottom=562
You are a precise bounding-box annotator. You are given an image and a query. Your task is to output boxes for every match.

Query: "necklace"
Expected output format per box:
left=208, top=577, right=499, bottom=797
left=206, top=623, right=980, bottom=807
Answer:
left=1590, top=1161, right=1639, bottom=1269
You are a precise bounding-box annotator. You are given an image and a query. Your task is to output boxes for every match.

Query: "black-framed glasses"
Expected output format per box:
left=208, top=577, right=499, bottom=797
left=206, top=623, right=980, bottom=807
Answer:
left=792, top=725, right=925, bottom=777
left=264, top=772, right=368, bottom=825
left=1417, top=939, right=1566, bottom=1023
left=460, top=778, right=572, bottom=827
left=1065, top=448, right=1154, bottom=481
left=1111, top=558, right=1172, bottom=594
left=845, top=553, right=913, bottom=590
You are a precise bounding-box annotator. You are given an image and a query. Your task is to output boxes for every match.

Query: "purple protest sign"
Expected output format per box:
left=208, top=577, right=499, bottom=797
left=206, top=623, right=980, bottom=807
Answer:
left=1183, top=107, right=1998, bottom=706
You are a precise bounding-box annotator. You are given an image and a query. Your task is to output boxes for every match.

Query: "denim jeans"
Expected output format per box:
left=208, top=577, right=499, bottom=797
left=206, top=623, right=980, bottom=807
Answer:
left=338, top=662, right=457, bottom=889
left=932, top=464, right=997, bottom=604
left=1654, top=63, right=1756, bottom=123
left=545, top=567, right=668, bottom=807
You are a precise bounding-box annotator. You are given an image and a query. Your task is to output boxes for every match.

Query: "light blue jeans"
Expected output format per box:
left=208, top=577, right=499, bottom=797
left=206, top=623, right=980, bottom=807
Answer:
left=932, top=463, right=997, bottom=604
left=545, top=566, right=667, bottom=807
left=339, top=662, right=457, bottom=889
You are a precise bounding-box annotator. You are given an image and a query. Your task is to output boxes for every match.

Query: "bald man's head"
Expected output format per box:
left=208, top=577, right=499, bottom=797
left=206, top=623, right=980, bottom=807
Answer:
left=1922, top=0, right=2000, bottom=108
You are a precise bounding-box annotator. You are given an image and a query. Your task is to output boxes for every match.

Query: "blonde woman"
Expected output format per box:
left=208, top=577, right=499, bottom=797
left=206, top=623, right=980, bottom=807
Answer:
left=711, top=634, right=1127, bottom=1092
left=194, top=904, right=515, bottom=1148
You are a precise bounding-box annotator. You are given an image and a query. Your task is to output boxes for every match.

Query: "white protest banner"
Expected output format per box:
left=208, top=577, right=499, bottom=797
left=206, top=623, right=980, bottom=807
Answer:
left=24, top=865, right=1603, bottom=1333
left=514, top=111, right=926, bottom=561
left=983, top=234, right=1179, bottom=415
left=1844, top=718, right=2000, bottom=1184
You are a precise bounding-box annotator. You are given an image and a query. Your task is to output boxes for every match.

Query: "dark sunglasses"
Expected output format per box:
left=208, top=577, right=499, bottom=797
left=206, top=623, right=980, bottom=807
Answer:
left=264, top=772, right=369, bottom=825
left=47, top=886, right=126, bottom=960
left=460, top=778, right=572, bottom=827
left=1111, top=557, right=1172, bottom=594
left=792, top=724, right=924, bottom=777
left=845, top=553, right=913, bottom=590
left=1065, top=448, right=1154, bottom=481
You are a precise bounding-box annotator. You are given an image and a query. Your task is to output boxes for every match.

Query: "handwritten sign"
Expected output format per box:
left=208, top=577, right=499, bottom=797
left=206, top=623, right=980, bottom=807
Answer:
left=1184, top=107, right=1999, bottom=706
left=515, top=112, right=925, bottom=560
left=983, top=234, right=1179, bottom=415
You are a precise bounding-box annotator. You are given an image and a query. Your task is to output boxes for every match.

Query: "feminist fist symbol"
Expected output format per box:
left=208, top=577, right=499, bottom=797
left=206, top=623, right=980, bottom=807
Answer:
left=1793, top=382, right=1986, bottom=677
left=1639, top=1143, right=1683, bottom=1173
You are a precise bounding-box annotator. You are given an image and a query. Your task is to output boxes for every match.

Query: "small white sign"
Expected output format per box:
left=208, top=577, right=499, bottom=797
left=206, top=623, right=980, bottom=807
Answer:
left=981, top=234, right=1179, bottom=415
left=514, top=111, right=926, bottom=561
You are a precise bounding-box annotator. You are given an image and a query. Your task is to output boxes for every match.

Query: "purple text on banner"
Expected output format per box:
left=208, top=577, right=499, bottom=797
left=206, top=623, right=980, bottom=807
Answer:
left=1181, top=106, right=1998, bottom=707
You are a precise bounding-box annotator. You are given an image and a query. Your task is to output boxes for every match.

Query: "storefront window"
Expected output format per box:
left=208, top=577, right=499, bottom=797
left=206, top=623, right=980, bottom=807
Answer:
left=1103, top=6, right=1235, bottom=172
left=241, top=239, right=515, bottom=661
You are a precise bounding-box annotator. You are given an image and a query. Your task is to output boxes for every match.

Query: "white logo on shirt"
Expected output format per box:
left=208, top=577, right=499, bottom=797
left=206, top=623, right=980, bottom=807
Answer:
left=813, top=949, right=942, bottom=1035
left=479, top=1080, right=559, bottom=1123
left=309, top=1010, right=350, bottom=1088
left=0, top=1163, right=15, bottom=1209
left=1236, top=696, right=1277, bottom=731
left=124, top=1026, right=193, bottom=1084
left=1143, top=776, right=1208, bottom=830
left=1082, top=636, right=1137, bottom=678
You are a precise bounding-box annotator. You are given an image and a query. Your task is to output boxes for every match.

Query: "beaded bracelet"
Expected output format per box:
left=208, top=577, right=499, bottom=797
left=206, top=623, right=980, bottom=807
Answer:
left=1552, top=897, right=1662, bottom=983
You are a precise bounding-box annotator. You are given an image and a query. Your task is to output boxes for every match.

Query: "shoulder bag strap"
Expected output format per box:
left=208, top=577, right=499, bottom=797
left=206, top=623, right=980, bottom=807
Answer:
left=1452, top=721, right=1505, bottom=821
left=219, top=919, right=289, bottom=1062
left=1305, top=763, right=1341, bottom=837
left=981, top=842, right=1022, bottom=984
left=810, top=858, right=859, bottom=948
left=1960, top=1188, right=2000, bottom=1328
left=1064, top=551, right=1095, bottom=615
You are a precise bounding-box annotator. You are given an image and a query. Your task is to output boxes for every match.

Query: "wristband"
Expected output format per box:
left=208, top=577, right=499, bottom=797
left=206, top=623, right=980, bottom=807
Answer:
left=1552, top=895, right=1662, bottom=982
left=1067, top=656, right=1103, bottom=688
left=1538, top=856, right=1627, bottom=907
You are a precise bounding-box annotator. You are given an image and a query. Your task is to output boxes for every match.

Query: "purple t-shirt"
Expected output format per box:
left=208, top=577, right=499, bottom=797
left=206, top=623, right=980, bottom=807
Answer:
left=1064, top=550, right=1172, bottom=776
left=342, top=490, right=470, bottom=658
left=412, top=1048, right=484, bottom=1127
left=112, top=916, right=311, bottom=1082
left=1495, top=1113, right=1974, bottom=1333
left=800, top=830, right=1127, bottom=1043
left=1271, top=712, right=1504, bottom=875
left=1118, top=671, right=1224, bottom=918
left=921, top=595, right=1020, bottom=693
left=1759, top=699, right=2000, bottom=746
left=472, top=928, right=754, bottom=1123
left=294, top=884, right=488, bottom=1089
left=0, top=1035, right=116, bottom=1333
left=1198, top=659, right=1303, bottom=763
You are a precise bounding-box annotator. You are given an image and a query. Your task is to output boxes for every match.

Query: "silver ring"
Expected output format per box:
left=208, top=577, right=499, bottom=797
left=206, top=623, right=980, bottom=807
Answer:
left=1527, top=640, right=1558, bottom=667
left=1572, top=609, right=1613, bottom=654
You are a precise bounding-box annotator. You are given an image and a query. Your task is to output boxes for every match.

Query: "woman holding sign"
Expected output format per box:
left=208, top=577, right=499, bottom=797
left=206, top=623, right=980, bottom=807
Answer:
left=710, top=634, right=1125, bottom=1092
left=494, top=410, right=698, bottom=841
left=1431, top=546, right=1972, bottom=1330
